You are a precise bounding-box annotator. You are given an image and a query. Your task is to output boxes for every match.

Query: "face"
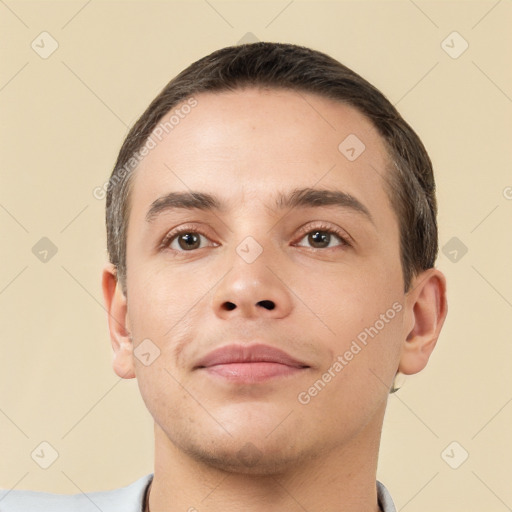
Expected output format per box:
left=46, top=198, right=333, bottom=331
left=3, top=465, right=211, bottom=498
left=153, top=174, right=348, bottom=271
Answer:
left=119, top=88, right=410, bottom=473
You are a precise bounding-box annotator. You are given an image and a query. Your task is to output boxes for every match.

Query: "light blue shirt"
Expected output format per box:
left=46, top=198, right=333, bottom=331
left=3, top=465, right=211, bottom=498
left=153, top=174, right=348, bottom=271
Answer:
left=0, top=473, right=396, bottom=511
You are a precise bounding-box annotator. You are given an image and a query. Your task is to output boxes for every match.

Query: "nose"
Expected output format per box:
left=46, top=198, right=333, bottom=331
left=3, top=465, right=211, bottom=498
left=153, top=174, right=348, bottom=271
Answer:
left=211, top=250, right=293, bottom=320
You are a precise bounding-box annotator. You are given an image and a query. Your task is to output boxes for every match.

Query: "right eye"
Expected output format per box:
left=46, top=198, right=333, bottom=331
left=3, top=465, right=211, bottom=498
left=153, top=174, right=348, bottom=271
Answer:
left=161, top=229, right=217, bottom=252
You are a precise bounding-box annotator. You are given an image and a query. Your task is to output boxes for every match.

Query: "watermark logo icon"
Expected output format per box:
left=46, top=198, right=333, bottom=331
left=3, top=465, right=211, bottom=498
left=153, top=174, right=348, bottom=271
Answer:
left=134, top=338, right=161, bottom=366
left=236, top=236, right=263, bottom=264
left=441, top=31, right=469, bottom=59
left=31, top=441, right=59, bottom=469
left=442, top=236, right=468, bottom=263
left=441, top=441, right=469, bottom=469
left=32, top=237, right=58, bottom=263
left=237, top=442, right=263, bottom=467
left=31, top=32, right=59, bottom=59
left=338, top=134, right=366, bottom=161
left=238, top=32, right=259, bottom=45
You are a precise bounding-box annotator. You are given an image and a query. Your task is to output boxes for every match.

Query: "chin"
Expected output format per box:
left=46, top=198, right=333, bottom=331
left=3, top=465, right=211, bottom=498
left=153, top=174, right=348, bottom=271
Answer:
left=183, top=438, right=308, bottom=476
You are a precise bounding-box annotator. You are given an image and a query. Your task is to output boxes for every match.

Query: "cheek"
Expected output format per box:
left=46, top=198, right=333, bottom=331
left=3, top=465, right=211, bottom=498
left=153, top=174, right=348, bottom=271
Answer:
left=127, top=264, right=213, bottom=376
left=296, top=305, right=404, bottom=434
left=127, top=263, right=200, bottom=329
left=296, top=258, right=399, bottom=325
left=295, top=262, right=404, bottom=379
left=135, top=364, right=191, bottom=434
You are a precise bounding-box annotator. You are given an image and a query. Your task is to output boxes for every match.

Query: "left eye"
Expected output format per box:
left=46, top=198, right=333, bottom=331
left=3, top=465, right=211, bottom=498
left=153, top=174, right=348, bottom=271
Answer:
left=165, top=231, right=214, bottom=251
left=295, top=229, right=348, bottom=249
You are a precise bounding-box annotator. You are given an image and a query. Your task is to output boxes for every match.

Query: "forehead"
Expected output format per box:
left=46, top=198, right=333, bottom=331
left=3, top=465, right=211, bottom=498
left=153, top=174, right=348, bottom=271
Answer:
left=128, top=87, right=394, bottom=225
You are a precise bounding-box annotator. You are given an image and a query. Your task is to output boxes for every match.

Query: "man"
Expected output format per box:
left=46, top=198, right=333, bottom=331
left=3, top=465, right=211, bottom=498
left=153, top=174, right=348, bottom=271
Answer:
left=1, top=42, right=447, bottom=511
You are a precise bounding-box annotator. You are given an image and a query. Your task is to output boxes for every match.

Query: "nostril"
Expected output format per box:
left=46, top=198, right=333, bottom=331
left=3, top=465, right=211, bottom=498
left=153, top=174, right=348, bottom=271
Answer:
left=258, top=300, right=275, bottom=310
left=223, top=302, right=236, bottom=311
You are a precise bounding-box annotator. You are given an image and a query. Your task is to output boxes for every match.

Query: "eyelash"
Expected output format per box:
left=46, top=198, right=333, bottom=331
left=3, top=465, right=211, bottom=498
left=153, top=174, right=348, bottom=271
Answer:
left=159, top=223, right=352, bottom=252
left=294, top=223, right=352, bottom=249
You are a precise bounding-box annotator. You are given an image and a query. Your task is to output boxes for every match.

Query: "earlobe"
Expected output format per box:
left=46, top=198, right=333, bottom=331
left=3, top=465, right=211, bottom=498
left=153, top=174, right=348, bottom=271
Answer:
left=101, top=263, right=136, bottom=379
left=398, top=268, right=448, bottom=375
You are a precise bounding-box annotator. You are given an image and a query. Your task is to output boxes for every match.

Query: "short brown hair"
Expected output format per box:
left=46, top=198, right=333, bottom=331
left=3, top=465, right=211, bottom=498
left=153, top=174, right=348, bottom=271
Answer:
left=106, top=42, right=438, bottom=295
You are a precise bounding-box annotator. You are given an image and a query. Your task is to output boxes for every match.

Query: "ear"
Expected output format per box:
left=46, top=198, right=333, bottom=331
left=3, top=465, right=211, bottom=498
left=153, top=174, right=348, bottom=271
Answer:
left=398, top=267, right=448, bottom=375
left=101, top=263, right=136, bottom=379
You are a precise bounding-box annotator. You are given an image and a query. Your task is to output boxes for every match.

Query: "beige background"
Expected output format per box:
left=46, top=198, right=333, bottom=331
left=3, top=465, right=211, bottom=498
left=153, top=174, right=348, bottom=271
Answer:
left=1, top=1, right=511, bottom=510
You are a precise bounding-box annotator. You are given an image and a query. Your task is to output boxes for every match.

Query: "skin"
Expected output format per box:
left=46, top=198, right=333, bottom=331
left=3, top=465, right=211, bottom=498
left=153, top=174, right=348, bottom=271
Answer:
left=102, top=87, right=447, bottom=512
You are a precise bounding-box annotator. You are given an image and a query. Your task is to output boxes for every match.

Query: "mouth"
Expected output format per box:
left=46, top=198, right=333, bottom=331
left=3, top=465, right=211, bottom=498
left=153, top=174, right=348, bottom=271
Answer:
left=194, top=343, right=310, bottom=383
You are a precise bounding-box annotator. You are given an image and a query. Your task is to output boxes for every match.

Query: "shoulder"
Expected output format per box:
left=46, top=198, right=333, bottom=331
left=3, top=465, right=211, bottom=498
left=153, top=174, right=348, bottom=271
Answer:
left=376, top=480, right=396, bottom=512
left=0, top=473, right=153, bottom=512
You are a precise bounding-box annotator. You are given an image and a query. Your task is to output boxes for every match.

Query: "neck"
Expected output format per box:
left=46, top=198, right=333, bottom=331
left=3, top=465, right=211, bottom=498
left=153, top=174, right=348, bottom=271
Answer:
left=148, top=409, right=385, bottom=512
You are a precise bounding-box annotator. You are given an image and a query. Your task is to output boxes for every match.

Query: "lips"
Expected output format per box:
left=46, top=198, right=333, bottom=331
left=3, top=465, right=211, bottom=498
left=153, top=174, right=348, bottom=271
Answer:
left=194, top=343, right=309, bottom=369
left=194, top=344, right=310, bottom=383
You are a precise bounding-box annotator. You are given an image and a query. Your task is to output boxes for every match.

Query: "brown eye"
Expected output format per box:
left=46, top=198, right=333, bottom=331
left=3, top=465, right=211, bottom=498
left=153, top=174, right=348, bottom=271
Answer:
left=162, top=230, right=215, bottom=252
left=296, top=229, right=348, bottom=249
left=176, top=232, right=201, bottom=250
left=308, top=230, right=332, bottom=248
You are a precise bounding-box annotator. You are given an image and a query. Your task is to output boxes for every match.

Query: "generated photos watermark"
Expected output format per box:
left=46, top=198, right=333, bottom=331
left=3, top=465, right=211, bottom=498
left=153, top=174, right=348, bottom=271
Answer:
left=93, top=96, right=198, bottom=200
left=297, top=301, right=403, bottom=405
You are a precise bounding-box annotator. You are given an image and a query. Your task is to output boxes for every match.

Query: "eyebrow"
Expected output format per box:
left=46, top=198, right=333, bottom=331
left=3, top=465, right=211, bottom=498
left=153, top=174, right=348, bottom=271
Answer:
left=145, top=187, right=374, bottom=225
